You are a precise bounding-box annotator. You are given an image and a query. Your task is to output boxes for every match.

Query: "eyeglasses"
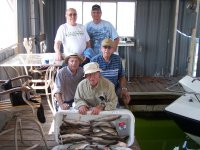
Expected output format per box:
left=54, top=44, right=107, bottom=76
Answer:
left=68, top=13, right=77, bottom=17
left=103, top=46, right=112, bottom=49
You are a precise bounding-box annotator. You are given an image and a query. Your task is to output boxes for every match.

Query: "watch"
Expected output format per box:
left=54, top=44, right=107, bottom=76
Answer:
left=122, top=87, right=128, bottom=91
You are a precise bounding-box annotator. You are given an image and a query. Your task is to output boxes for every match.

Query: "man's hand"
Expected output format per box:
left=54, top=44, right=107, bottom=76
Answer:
left=55, top=53, right=63, bottom=61
left=60, top=103, right=70, bottom=110
left=78, top=105, right=89, bottom=115
left=54, top=41, right=62, bottom=60
left=91, top=106, right=102, bottom=115
left=122, top=89, right=130, bottom=105
left=80, top=57, right=90, bottom=66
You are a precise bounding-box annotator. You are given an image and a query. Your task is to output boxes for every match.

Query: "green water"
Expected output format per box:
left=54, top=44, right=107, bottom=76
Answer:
left=135, top=113, right=200, bottom=150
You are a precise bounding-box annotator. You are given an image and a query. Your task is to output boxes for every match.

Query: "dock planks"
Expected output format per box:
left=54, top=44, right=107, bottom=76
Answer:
left=127, top=77, right=183, bottom=105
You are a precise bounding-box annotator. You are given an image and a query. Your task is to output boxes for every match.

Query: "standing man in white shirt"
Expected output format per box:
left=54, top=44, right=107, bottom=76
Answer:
left=54, top=8, right=95, bottom=65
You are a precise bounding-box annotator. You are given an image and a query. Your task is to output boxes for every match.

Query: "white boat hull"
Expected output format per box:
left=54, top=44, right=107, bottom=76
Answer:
left=165, top=94, right=200, bottom=145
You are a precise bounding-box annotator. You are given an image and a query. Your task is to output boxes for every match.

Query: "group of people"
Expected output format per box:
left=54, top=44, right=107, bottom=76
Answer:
left=53, top=5, right=130, bottom=115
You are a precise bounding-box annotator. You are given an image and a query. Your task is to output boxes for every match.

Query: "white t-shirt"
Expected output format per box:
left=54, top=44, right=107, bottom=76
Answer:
left=55, top=23, right=90, bottom=56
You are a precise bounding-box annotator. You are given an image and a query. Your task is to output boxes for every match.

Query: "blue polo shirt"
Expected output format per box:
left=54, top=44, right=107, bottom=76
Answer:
left=91, top=54, right=125, bottom=88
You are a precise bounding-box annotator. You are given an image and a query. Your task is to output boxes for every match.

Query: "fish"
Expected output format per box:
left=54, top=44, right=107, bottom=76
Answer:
left=92, top=115, right=121, bottom=122
left=89, top=144, right=110, bottom=150
left=59, top=133, right=86, bottom=143
left=51, top=144, right=72, bottom=150
left=110, top=141, right=128, bottom=148
left=92, top=131, right=109, bottom=137
left=60, top=126, right=91, bottom=135
left=60, top=129, right=90, bottom=135
left=92, top=121, right=115, bottom=128
left=63, top=119, right=90, bottom=126
left=88, top=137, right=118, bottom=145
left=99, top=126, right=118, bottom=136
left=101, top=135, right=129, bottom=142
left=92, top=127, right=102, bottom=133
left=67, top=142, right=90, bottom=150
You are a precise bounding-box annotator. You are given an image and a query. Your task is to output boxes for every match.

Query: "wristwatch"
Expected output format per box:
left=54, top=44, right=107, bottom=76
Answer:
left=122, top=87, right=128, bottom=91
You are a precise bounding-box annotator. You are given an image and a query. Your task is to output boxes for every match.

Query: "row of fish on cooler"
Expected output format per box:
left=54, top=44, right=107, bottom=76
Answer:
left=57, top=114, right=130, bottom=150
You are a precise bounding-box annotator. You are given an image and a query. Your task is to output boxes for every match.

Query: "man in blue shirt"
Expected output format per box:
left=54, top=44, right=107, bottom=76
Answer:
left=91, top=38, right=130, bottom=106
left=85, top=4, right=119, bottom=56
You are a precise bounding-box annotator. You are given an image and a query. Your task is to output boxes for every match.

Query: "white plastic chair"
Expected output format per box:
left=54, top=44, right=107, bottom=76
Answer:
left=0, top=75, right=49, bottom=149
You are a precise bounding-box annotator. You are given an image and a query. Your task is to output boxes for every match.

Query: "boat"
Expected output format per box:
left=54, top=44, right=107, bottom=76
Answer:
left=165, top=75, right=200, bottom=145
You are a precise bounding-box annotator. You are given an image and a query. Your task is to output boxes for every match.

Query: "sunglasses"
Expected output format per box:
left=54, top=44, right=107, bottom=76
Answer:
left=68, top=13, right=77, bottom=17
left=103, top=46, right=112, bottom=49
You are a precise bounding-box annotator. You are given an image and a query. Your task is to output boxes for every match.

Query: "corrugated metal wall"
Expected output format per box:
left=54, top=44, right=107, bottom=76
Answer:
left=41, top=0, right=200, bottom=77
left=131, top=0, right=200, bottom=77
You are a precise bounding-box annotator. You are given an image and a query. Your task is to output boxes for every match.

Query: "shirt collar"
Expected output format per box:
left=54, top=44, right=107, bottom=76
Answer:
left=102, top=54, right=114, bottom=64
left=67, top=66, right=74, bottom=76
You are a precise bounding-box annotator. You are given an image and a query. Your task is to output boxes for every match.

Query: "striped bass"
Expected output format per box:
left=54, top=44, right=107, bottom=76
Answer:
left=92, top=115, right=121, bottom=122
left=92, top=121, right=115, bottom=128
left=100, top=126, right=118, bottom=136
left=110, top=141, right=128, bottom=148
left=63, top=119, right=90, bottom=126
left=59, top=133, right=86, bottom=143
left=68, top=142, right=89, bottom=149
left=89, top=137, right=118, bottom=145
left=101, top=135, right=129, bottom=142
left=60, top=128, right=91, bottom=135
left=89, top=144, right=110, bottom=150
left=92, top=132, right=109, bottom=137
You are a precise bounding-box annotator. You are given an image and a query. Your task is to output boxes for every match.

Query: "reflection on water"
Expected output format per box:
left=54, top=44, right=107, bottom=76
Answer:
left=134, top=112, right=200, bottom=150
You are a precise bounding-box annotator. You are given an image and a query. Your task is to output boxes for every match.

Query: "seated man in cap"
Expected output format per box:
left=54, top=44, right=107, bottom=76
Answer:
left=53, top=53, right=84, bottom=111
left=74, top=62, right=118, bottom=115
left=91, top=38, right=130, bottom=106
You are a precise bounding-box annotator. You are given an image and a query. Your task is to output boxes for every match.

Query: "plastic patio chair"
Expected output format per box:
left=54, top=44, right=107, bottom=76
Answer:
left=0, top=75, right=48, bottom=150
left=29, top=66, right=57, bottom=114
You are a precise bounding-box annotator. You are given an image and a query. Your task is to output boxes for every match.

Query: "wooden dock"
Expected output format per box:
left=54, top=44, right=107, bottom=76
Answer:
left=127, top=77, right=182, bottom=105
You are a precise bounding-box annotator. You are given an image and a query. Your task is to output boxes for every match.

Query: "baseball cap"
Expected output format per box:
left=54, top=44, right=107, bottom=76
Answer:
left=101, top=38, right=113, bottom=47
left=92, top=4, right=101, bottom=11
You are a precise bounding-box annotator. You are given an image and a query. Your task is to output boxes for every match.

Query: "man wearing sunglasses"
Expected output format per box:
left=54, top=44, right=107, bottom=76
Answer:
left=85, top=4, right=119, bottom=56
left=54, top=8, right=95, bottom=66
left=91, top=38, right=130, bottom=107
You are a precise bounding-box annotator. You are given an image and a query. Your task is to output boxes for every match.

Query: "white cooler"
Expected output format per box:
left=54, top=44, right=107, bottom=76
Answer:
left=54, top=108, right=135, bottom=147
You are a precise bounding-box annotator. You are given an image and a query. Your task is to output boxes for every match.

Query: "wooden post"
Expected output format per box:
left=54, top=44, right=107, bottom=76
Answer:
left=187, top=0, right=199, bottom=76
left=170, top=0, right=179, bottom=76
